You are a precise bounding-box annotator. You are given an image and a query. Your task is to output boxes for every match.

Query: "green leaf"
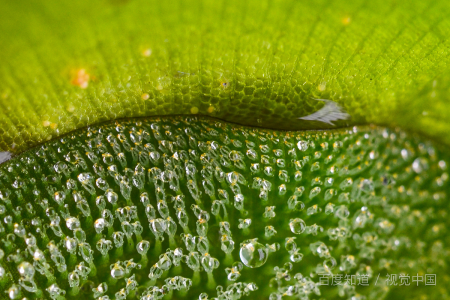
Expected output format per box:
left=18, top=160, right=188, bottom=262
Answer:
left=1, top=0, right=450, bottom=153
left=1, top=1, right=450, bottom=300
left=1, top=116, right=449, bottom=299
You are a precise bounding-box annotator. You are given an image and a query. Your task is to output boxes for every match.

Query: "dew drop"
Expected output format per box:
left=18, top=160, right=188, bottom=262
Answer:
left=105, top=189, right=119, bottom=204
left=17, top=261, right=34, bottom=279
left=289, top=218, right=306, bottom=234
left=239, top=239, right=268, bottom=268
left=65, top=217, right=81, bottom=230
left=412, top=158, right=429, bottom=174
left=297, top=140, right=308, bottom=151
left=110, top=263, right=125, bottom=279
left=6, top=284, right=20, bottom=299
left=238, top=218, right=251, bottom=229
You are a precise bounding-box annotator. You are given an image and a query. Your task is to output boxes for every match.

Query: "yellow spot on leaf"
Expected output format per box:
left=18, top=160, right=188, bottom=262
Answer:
left=318, top=82, right=327, bottom=91
left=42, top=121, right=51, bottom=127
left=190, top=107, right=199, bottom=114
left=141, top=93, right=150, bottom=100
left=142, top=48, right=152, bottom=57
left=71, top=69, right=90, bottom=89
left=342, top=17, right=351, bottom=25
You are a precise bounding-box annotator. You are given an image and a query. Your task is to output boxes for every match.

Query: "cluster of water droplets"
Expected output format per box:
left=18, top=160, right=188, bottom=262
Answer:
left=0, top=116, right=448, bottom=299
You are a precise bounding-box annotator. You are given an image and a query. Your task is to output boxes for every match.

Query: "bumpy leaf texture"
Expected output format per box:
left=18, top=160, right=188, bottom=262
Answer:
left=0, top=116, right=449, bottom=299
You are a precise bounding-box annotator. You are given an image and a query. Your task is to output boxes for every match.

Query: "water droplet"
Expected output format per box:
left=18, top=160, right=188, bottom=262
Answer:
left=309, top=187, right=321, bottom=199
left=46, top=283, right=66, bottom=299
left=97, top=239, right=113, bottom=256
left=263, top=206, right=276, bottom=219
left=94, top=218, right=107, bottom=233
left=238, top=218, right=251, bottom=229
left=265, top=226, right=277, bottom=238
left=289, top=218, right=306, bottom=234
left=65, top=217, right=80, bottom=230
left=309, top=241, right=331, bottom=258
left=412, top=157, right=429, bottom=174
left=325, top=203, right=335, bottom=214
left=136, top=240, right=150, bottom=255
left=201, top=253, right=219, bottom=273
left=93, top=282, right=108, bottom=298
left=110, top=263, right=125, bottom=279
left=297, top=140, right=308, bottom=151
left=105, top=189, right=118, bottom=204
left=7, top=284, right=20, bottom=299
left=240, top=239, right=268, bottom=268
left=17, top=261, right=35, bottom=279
left=290, top=250, right=304, bottom=263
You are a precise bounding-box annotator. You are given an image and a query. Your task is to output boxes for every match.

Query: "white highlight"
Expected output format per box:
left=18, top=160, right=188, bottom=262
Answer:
left=0, top=152, right=12, bottom=164
left=298, top=99, right=350, bottom=125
